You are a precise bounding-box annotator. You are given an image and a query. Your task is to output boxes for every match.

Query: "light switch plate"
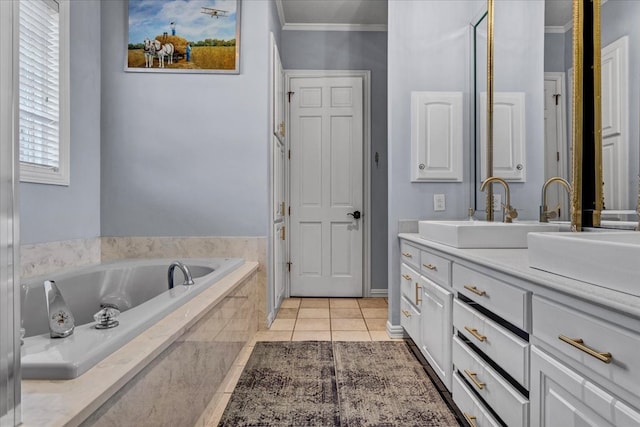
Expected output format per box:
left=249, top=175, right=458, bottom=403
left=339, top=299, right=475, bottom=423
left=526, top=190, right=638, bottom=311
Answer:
left=492, top=194, right=502, bottom=211
left=434, top=194, right=446, bottom=211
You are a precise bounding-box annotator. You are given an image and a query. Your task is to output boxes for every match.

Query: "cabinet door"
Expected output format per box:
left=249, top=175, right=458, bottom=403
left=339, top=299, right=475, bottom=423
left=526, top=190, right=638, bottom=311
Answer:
left=400, top=295, right=421, bottom=344
left=410, top=91, right=463, bottom=182
left=420, top=277, right=453, bottom=391
left=272, top=137, right=285, bottom=222
left=272, top=36, right=285, bottom=141
left=531, top=345, right=640, bottom=427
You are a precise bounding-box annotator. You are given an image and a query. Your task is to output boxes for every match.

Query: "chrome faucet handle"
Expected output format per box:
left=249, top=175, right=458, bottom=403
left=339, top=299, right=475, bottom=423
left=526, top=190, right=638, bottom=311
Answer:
left=94, top=303, right=120, bottom=329
left=44, top=280, right=75, bottom=338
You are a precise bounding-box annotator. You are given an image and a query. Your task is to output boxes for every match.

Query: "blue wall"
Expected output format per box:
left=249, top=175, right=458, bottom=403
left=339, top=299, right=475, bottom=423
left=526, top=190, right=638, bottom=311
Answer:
left=280, top=30, right=388, bottom=290
left=20, top=0, right=101, bottom=244
left=100, top=0, right=270, bottom=237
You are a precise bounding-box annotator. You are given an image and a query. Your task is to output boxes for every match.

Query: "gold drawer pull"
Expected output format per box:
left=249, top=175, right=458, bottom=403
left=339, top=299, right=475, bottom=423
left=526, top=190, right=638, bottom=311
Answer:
left=464, top=285, right=487, bottom=296
left=415, top=283, right=422, bottom=305
left=402, top=252, right=413, bottom=258
left=558, top=335, right=612, bottom=364
left=402, top=274, right=412, bottom=281
left=463, top=413, right=477, bottom=427
left=464, top=326, right=487, bottom=342
left=464, top=369, right=485, bottom=390
left=401, top=309, right=411, bottom=318
left=423, top=263, right=437, bottom=271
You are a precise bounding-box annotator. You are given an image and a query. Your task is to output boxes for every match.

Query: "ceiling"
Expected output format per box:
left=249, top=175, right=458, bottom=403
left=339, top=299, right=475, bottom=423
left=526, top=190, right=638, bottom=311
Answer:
left=277, top=1, right=572, bottom=32
left=277, top=0, right=388, bottom=31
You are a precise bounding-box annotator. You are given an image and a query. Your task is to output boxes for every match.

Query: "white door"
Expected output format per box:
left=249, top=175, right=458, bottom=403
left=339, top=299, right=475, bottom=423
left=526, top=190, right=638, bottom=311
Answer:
left=543, top=73, right=569, bottom=220
left=289, top=75, right=364, bottom=297
left=601, top=36, right=628, bottom=210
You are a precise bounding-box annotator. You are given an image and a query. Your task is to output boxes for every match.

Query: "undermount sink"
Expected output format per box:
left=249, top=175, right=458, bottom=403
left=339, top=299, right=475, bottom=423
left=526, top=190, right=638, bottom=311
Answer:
left=418, top=220, right=560, bottom=249
left=528, top=231, right=640, bottom=296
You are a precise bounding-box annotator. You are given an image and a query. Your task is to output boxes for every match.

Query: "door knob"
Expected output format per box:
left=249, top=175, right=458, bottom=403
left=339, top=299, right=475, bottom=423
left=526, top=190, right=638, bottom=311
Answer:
left=347, top=210, right=361, bottom=219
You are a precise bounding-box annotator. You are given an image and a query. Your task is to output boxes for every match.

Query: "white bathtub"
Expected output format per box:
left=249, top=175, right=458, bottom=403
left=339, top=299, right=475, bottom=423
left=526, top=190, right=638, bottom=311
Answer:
left=21, top=257, right=244, bottom=379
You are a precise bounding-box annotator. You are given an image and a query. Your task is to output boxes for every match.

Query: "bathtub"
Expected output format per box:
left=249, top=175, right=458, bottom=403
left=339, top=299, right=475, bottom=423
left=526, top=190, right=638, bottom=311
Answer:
left=21, top=257, right=244, bottom=380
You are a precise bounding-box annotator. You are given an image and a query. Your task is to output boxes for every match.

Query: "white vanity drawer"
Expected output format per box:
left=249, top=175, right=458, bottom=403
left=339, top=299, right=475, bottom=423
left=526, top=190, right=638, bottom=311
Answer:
left=400, top=263, right=421, bottom=308
left=400, top=295, right=421, bottom=342
left=420, top=249, right=451, bottom=287
left=454, top=299, right=529, bottom=389
left=400, top=241, right=420, bottom=270
left=453, top=336, right=529, bottom=427
left=531, top=345, right=640, bottom=427
left=533, top=295, right=640, bottom=401
left=453, top=374, right=502, bottom=427
left=453, top=264, right=528, bottom=330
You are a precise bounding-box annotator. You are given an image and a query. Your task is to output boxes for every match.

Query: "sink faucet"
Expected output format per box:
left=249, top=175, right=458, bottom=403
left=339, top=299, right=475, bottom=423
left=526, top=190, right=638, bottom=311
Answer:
left=168, top=261, right=195, bottom=289
left=540, top=177, right=571, bottom=222
left=43, top=280, right=75, bottom=338
left=480, top=176, right=518, bottom=223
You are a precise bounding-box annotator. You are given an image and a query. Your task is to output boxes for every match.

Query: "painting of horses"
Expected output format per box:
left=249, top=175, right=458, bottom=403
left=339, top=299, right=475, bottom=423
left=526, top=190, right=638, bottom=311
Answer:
left=126, top=0, right=241, bottom=74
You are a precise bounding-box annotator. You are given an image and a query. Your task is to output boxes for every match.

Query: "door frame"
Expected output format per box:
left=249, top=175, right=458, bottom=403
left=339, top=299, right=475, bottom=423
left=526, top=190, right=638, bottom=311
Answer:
left=544, top=72, right=569, bottom=217
left=284, top=69, right=372, bottom=297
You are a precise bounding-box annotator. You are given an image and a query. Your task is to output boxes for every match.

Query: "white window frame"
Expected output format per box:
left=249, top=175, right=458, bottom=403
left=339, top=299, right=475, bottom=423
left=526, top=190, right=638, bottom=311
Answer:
left=19, top=0, right=70, bottom=186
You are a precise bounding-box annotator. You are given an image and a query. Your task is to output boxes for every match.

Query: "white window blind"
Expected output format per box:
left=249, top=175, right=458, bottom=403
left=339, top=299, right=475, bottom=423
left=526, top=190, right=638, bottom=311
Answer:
left=19, top=0, right=69, bottom=185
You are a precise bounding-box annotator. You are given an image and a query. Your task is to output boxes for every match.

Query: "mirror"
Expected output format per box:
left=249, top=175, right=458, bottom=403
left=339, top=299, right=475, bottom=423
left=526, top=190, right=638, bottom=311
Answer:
left=472, top=10, right=487, bottom=214
left=598, top=0, right=639, bottom=223
left=473, top=1, right=546, bottom=221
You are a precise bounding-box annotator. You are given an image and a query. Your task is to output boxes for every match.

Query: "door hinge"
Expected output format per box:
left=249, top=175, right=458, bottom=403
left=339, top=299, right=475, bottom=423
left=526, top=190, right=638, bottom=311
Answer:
left=557, top=151, right=560, bottom=162
left=280, top=202, right=285, bottom=217
left=288, top=206, right=291, bottom=216
left=286, top=261, right=292, bottom=272
left=280, top=226, right=286, bottom=241
left=288, top=91, right=295, bottom=103
left=288, top=149, right=291, bottom=160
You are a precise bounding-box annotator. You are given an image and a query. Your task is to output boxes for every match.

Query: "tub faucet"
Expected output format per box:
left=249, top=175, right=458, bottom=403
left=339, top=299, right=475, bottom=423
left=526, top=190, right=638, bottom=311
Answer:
left=44, top=280, right=75, bottom=338
left=480, top=176, right=518, bottom=223
left=540, top=177, right=571, bottom=222
left=168, top=261, right=195, bottom=290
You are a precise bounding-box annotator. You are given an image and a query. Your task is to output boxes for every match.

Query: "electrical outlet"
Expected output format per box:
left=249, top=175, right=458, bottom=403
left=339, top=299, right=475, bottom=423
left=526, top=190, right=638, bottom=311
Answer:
left=434, top=194, right=446, bottom=211
left=492, top=194, right=502, bottom=211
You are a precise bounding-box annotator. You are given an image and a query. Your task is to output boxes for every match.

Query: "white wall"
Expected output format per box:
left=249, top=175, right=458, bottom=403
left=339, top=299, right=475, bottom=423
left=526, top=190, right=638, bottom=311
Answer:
left=20, top=0, right=101, bottom=244
left=100, top=0, right=270, bottom=238
left=280, top=30, right=388, bottom=291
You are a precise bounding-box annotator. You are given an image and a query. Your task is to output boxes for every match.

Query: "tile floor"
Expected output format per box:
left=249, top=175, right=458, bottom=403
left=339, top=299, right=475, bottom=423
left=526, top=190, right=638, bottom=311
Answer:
left=207, top=297, right=399, bottom=425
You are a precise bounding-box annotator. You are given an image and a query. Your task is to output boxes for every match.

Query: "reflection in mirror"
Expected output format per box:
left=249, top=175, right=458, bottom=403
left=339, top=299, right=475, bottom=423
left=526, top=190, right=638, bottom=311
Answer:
left=599, top=0, right=639, bottom=221
left=545, top=0, right=640, bottom=227
left=544, top=0, right=573, bottom=221
left=473, top=1, right=545, bottom=220
left=472, top=10, right=487, bottom=213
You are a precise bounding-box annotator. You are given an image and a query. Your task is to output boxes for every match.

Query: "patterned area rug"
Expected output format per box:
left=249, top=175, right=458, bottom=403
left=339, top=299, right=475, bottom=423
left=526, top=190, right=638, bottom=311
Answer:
left=218, top=341, right=459, bottom=427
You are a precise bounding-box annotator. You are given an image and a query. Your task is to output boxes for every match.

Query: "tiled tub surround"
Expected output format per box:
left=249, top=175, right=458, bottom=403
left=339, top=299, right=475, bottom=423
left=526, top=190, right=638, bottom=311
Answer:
left=21, top=238, right=102, bottom=279
left=21, top=261, right=259, bottom=427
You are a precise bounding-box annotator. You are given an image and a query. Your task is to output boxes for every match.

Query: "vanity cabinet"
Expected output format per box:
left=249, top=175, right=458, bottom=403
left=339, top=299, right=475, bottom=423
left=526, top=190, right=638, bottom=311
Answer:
left=530, top=295, right=640, bottom=427
left=451, top=263, right=531, bottom=427
left=398, top=233, right=640, bottom=426
left=399, top=240, right=453, bottom=390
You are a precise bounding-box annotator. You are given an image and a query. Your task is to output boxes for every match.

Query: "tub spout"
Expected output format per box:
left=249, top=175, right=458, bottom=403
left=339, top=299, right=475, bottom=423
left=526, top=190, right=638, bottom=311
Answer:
left=44, top=280, right=75, bottom=338
left=168, top=261, right=195, bottom=290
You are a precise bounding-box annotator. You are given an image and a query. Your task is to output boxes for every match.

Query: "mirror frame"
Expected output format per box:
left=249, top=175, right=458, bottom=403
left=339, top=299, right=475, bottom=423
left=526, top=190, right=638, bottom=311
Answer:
left=485, top=0, right=495, bottom=221
left=572, top=0, right=603, bottom=231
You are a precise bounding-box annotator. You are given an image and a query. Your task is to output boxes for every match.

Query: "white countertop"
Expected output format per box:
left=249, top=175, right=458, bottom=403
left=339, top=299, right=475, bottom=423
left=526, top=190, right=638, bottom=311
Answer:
left=399, top=233, right=640, bottom=319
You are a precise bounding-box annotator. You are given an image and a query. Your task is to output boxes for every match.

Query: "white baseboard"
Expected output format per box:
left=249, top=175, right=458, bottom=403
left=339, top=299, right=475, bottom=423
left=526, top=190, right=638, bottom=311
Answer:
left=369, top=288, right=388, bottom=298
left=386, top=321, right=407, bottom=339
